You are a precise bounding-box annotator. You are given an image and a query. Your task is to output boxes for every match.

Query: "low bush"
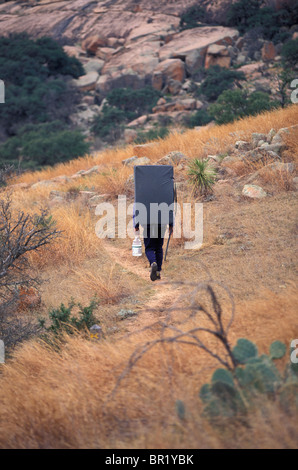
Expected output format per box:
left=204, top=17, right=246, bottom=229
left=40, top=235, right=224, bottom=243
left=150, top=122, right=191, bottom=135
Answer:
left=227, top=0, right=298, bottom=43
left=179, top=5, right=208, bottom=30
left=39, top=298, right=99, bottom=337
left=197, top=66, right=246, bottom=102
left=209, top=90, right=279, bottom=125
left=184, top=109, right=213, bottom=128
left=0, top=121, right=90, bottom=168
left=134, top=126, right=169, bottom=144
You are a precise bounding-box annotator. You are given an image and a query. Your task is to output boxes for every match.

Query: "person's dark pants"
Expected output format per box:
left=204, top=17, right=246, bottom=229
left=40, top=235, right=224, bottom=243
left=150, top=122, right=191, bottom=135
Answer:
left=143, top=225, right=165, bottom=272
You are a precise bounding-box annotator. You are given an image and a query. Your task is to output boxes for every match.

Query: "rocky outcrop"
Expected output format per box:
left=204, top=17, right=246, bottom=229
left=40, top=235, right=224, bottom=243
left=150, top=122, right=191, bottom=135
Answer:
left=205, top=44, right=231, bottom=69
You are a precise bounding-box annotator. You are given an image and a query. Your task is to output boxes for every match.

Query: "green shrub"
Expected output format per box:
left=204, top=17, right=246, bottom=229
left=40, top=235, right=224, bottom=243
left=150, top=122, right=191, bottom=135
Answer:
left=179, top=5, right=207, bottom=30
left=184, top=109, right=213, bottom=128
left=91, top=105, right=126, bottom=142
left=197, top=66, right=246, bottom=102
left=0, top=121, right=90, bottom=168
left=188, top=158, right=217, bottom=195
left=0, top=34, right=84, bottom=166
left=227, top=0, right=260, bottom=33
left=39, top=298, right=99, bottom=337
left=134, top=126, right=169, bottom=144
left=281, top=39, right=298, bottom=70
left=209, top=89, right=279, bottom=125
left=227, top=0, right=298, bottom=42
left=106, top=86, right=161, bottom=118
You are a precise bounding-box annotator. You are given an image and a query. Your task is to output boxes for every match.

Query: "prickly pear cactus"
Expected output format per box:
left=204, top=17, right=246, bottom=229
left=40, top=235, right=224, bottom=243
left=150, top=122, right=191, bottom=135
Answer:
left=199, top=338, right=298, bottom=423
left=270, top=340, right=286, bottom=359
left=232, top=338, right=258, bottom=364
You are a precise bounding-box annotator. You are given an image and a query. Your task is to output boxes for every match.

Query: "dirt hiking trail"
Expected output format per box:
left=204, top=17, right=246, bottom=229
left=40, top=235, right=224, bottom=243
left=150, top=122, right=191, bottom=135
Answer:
left=103, top=238, right=183, bottom=332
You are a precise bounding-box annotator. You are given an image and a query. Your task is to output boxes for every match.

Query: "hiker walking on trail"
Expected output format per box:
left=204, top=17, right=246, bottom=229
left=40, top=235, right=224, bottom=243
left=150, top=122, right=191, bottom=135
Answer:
left=134, top=222, right=173, bottom=281
left=133, top=165, right=175, bottom=282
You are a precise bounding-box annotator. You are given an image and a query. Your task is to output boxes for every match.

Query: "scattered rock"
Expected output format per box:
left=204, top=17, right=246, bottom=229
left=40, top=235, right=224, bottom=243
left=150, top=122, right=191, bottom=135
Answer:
left=133, top=156, right=151, bottom=166
left=83, top=59, right=105, bottom=74
left=263, top=162, right=295, bottom=173
left=157, top=151, right=187, bottom=165
left=88, top=195, right=109, bottom=208
left=205, top=44, right=231, bottom=69
left=73, top=71, right=99, bottom=92
left=127, top=115, right=147, bottom=128
left=153, top=59, right=185, bottom=87
left=293, top=176, right=298, bottom=190
left=259, top=142, right=286, bottom=154
left=235, top=141, right=251, bottom=151
left=242, top=184, right=267, bottom=199
left=167, top=78, right=182, bottom=95
left=117, top=309, right=138, bottom=320
left=82, top=35, right=107, bottom=54
left=267, top=128, right=277, bottom=143
left=251, top=133, right=267, bottom=148
left=241, top=148, right=280, bottom=163
left=122, top=156, right=138, bottom=166
left=31, top=180, right=56, bottom=189
left=80, top=165, right=102, bottom=177
left=122, top=156, right=150, bottom=167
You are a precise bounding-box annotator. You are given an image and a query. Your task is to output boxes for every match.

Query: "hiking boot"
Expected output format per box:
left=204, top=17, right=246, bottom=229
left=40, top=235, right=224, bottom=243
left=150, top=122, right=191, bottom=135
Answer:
left=156, top=271, right=161, bottom=280
left=150, top=262, right=158, bottom=281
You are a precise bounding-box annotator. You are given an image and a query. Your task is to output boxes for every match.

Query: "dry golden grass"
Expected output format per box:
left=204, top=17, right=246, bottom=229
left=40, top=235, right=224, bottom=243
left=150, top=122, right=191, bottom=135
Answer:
left=258, top=165, right=295, bottom=191
left=27, top=202, right=101, bottom=268
left=1, top=105, right=297, bottom=449
left=72, top=264, right=129, bottom=304
left=0, top=285, right=297, bottom=449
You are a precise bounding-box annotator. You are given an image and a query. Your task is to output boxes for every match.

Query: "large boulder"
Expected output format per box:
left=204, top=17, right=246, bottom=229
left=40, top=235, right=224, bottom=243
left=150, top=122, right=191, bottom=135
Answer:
left=242, top=185, right=267, bottom=199
left=82, top=35, right=107, bottom=55
left=153, top=59, right=185, bottom=88
left=152, top=98, right=196, bottom=113
left=83, top=58, right=105, bottom=74
left=205, top=44, right=231, bottom=69
left=158, top=26, right=239, bottom=73
left=73, top=71, right=99, bottom=92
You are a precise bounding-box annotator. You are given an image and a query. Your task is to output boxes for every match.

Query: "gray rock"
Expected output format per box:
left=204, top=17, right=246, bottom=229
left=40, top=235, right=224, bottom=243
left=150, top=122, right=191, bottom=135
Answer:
left=293, top=176, right=298, bottom=190
left=49, top=190, right=65, bottom=199
left=242, top=184, right=266, bottom=199
left=80, top=165, right=102, bottom=176
left=265, top=162, right=295, bottom=173
left=117, top=309, right=137, bottom=320
left=267, top=128, right=277, bottom=143
left=84, top=59, right=104, bottom=74
left=122, top=156, right=138, bottom=166
left=31, top=180, right=56, bottom=189
left=88, top=194, right=108, bottom=207
left=251, top=132, right=267, bottom=148
left=259, top=142, right=286, bottom=154
left=73, top=71, right=99, bottom=91
left=235, top=140, right=251, bottom=151
left=134, top=157, right=151, bottom=166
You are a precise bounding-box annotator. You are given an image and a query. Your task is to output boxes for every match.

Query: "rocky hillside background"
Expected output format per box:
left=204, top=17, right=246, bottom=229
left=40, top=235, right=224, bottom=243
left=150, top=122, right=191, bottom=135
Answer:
left=0, top=0, right=297, bottom=169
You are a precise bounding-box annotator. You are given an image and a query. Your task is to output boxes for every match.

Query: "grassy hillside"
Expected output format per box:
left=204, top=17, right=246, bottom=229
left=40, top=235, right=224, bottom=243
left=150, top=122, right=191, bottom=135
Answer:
left=0, top=105, right=297, bottom=449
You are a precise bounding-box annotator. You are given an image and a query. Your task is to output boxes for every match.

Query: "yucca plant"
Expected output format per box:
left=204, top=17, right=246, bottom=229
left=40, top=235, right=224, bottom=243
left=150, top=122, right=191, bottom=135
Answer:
left=188, top=158, right=217, bottom=195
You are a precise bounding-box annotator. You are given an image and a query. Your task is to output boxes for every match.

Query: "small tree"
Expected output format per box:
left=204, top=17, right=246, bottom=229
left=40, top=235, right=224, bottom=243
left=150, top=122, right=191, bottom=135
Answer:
left=0, top=195, right=61, bottom=351
left=0, top=195, right=61, bottom=297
